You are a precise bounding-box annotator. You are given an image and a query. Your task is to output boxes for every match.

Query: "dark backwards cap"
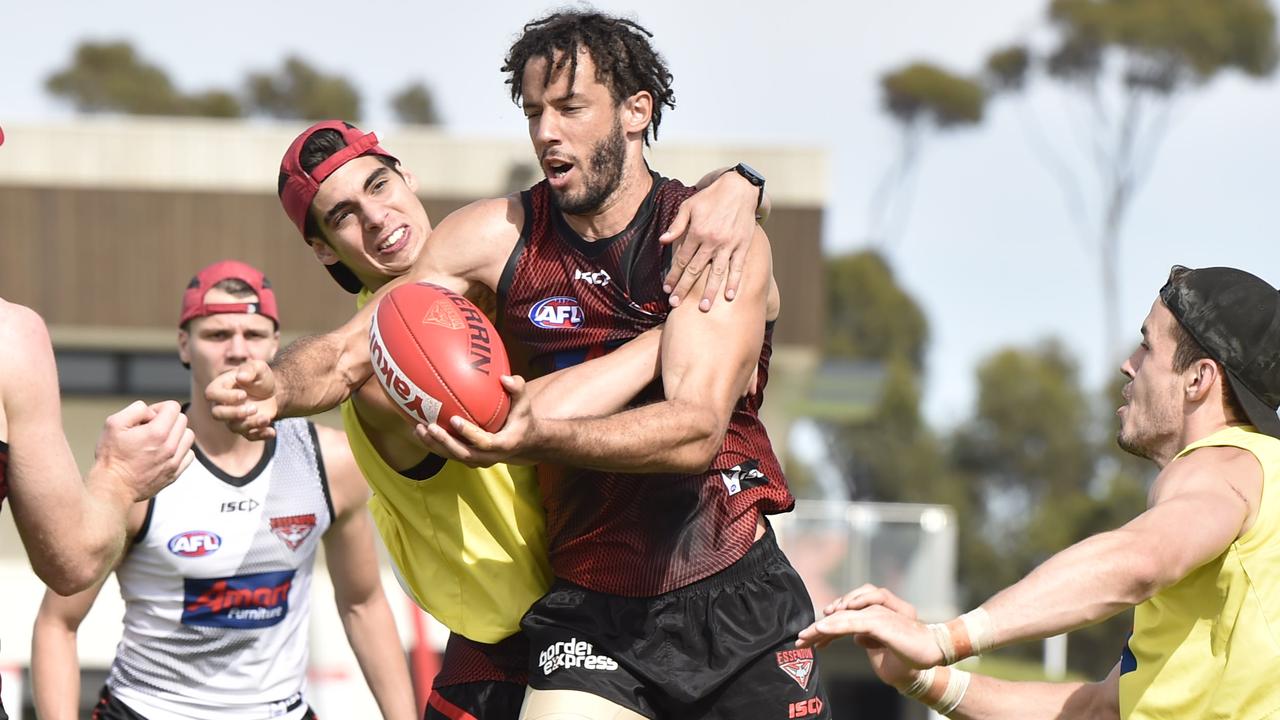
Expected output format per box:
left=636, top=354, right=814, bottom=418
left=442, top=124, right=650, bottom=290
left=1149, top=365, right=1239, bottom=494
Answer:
left=278, top=120, right=398, bottom=294
left=1160, top=265, right=1280, bottom=439
left=180, top=260, right=279, bottom=328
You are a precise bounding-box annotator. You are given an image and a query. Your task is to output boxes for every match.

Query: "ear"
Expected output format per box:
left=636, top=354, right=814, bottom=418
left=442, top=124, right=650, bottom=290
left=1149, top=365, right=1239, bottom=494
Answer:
left=307, top=238, right=340, bottom=266
left=1185, top=359, right=1221, bottom=404
left=177, top=329, right=192, bottom=366
left=400, top=164, right=419, bottom=194
left=620, top=91, right=653, bottom=136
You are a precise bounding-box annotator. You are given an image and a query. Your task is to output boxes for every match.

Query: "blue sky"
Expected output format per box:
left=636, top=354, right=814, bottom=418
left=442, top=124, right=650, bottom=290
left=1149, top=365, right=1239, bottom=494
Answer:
left=5, top=0, right=1278, bottom=425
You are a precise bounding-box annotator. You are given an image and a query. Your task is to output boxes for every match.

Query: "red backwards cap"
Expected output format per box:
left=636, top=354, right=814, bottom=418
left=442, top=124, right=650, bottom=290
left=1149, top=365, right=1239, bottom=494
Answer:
left=278, top=120, right=398, bottom=236
left=180, top=260, right=279, bottom=328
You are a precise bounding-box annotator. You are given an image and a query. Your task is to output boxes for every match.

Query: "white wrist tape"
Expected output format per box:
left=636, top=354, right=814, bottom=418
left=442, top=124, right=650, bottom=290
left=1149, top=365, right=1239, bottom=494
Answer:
left=933, top=668, right=971, bottom=716
left=902, top=667, right=936, bottom=699
left=930, top=607, right=996, bottom=665
left=901, top=666, right=971, bottom=716
left=927, top=622, right=958, bottom=665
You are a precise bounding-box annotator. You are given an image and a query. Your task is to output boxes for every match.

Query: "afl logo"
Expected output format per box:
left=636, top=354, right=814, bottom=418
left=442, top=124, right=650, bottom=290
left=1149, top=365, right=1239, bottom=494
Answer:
left=529, top=297, right=584, bottom=329
left=169, top=531, right=222, bottom=557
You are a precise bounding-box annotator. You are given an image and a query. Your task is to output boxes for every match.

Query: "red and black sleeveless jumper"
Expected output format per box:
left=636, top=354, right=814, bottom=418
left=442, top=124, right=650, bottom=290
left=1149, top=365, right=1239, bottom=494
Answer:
left=497, top=173, right=794, bottom=597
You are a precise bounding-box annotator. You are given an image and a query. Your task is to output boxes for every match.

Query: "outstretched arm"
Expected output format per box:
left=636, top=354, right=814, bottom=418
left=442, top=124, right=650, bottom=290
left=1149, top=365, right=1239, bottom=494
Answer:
left=798, top=447, right=1258, bottom=668
left=804, top=585, right=1121, bottom=719
left=2, top=303, right=194, bottom=594
left=318, top=426, right=417, bottom=720
left=208, top=197, right=519, bottom=440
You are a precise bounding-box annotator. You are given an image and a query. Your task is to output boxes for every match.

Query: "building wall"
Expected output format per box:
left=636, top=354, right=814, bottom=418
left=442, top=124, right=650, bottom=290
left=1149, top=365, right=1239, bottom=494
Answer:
left=0, top=185, right=823, bottom=347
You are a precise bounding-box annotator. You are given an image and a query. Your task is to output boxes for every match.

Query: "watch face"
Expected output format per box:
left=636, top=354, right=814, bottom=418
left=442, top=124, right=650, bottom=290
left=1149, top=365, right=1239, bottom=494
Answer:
left=735, top=163, right=765, bottom=187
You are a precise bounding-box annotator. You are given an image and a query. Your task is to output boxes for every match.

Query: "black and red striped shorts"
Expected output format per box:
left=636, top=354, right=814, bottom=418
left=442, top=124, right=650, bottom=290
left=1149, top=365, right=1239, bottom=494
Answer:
left=425, top=632, right=528, bottom=720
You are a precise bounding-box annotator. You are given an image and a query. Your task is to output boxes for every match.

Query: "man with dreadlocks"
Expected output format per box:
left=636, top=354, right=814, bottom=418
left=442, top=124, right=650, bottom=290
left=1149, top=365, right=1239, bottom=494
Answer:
left=208, top=8, right=822, bottom=719
left=414, top=11, right=828, bottom=719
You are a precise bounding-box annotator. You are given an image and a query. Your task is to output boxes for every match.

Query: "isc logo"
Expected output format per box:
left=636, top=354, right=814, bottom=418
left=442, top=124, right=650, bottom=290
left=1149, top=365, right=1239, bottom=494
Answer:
left=168, top=531, right=222, bottom=557
left=788, top=698, right=824, bottom=718
left=529, top=297, right=584, bottom=329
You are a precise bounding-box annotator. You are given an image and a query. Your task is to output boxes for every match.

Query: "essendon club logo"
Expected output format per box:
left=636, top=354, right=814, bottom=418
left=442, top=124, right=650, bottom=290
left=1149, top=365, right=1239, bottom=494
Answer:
left=422, top=299, right=465, bottom=330
left=777, top=648, right=815, bottom=690
left=270, top=514, right=317, bottom=551
left=182, top=570, right=295, bottom=629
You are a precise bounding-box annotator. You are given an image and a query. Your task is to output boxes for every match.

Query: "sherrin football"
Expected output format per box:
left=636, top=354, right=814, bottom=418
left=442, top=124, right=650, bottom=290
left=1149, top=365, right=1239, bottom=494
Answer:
left=370, top=281, right=510, bottom=435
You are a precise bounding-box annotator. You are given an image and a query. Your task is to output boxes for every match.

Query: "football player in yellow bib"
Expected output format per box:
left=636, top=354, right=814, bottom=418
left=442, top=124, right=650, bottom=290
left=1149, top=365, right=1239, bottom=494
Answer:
left=798, top=265, right=1280, bottom=720
left=208, top=120, right=769, bottom=719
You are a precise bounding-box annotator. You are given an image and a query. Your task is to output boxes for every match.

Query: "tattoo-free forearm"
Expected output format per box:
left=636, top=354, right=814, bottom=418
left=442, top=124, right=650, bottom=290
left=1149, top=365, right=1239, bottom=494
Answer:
left=528, top=329, right=662, bottom=419
left=270, top=332, right=367, bottom=417
left=981, top=527, right=1166, bottom=649
left=338, top=594, right=417, bottom=720
left=530, top=397, right=724, bottom=473
left=944, top=675, right=1116, bottom=720
left=31, top=619, right=83, bottom=720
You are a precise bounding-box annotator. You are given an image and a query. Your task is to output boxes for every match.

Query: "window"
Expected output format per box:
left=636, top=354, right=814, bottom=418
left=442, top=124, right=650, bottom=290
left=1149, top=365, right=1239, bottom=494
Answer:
left=55, top=349, right=189, bottom=396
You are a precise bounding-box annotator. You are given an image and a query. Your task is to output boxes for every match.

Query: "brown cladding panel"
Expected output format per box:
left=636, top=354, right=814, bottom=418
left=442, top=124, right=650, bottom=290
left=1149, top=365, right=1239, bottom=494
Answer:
left=0, top=186, right=821, bottom=346
left=764, top=206, right=824, bottom=349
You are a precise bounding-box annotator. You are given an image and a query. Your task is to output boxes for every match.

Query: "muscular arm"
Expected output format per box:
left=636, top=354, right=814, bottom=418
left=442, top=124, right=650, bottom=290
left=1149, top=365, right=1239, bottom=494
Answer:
left=978, top=447, right=1255, bottom=648
left=2, top=303, right=191, bottom=593
left=509, top=228, right=771, bottom=473
left=799, top=447, right=1259, bottom=668
left=317, top=426, right=416, bottom=720
left=814, top=585, right=1121, bottom=720
left=208, top=197, right=520, bottom=436
left=525, top=326, right=663, bottom=419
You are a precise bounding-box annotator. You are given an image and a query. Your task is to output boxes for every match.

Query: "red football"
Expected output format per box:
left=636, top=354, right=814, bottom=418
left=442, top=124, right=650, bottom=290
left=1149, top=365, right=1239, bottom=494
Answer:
left=369, top=281, right=510, bottom=434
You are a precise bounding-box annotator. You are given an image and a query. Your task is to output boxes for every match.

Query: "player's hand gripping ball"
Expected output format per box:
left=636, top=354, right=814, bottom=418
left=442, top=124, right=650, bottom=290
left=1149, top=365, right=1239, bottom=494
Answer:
left=370, top=282, right=510, bottom=435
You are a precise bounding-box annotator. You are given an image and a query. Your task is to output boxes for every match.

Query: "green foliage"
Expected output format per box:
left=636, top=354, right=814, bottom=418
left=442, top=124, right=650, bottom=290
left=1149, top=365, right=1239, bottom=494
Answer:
left=969, top=0, right=1279, bottom=358
left=880, top=62, right=986, bottom=128
left=185, top=90, right=243, bottom=118
left=391, top=81, right=442, bottom=125
left=823, top=251, right=929, bottom=370
left=246, top=56, right=362, bottom=121
left=985, top=45, right=1031, bottom=92
left=1048, top=0, right=1278, bottom=89
left=839, top=357, right=956, bottom=504
left=46, top=41, right=241, bottom=117
left=953, top=342, right=1093, bottom=501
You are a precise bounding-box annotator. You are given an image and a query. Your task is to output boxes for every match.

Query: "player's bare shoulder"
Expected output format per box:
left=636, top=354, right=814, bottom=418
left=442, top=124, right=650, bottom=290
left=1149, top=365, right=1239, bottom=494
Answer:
left=415, top=194, right=525, bottom=293
left=1157, top=443, right=1263, bottom=505
left=0, top=299, right=50, bottom=352
left=0, top=300, right=55, bottom=388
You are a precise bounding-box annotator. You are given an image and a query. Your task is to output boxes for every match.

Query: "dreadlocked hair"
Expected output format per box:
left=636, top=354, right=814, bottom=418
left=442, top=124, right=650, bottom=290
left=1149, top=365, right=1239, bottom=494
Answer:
left=502, top=9, right=675, bottom=146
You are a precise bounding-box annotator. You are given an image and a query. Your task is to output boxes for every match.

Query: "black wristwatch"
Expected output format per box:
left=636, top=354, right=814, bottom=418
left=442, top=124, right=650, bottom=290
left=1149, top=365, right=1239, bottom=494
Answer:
left=731, top=162, right=766, bottom=211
